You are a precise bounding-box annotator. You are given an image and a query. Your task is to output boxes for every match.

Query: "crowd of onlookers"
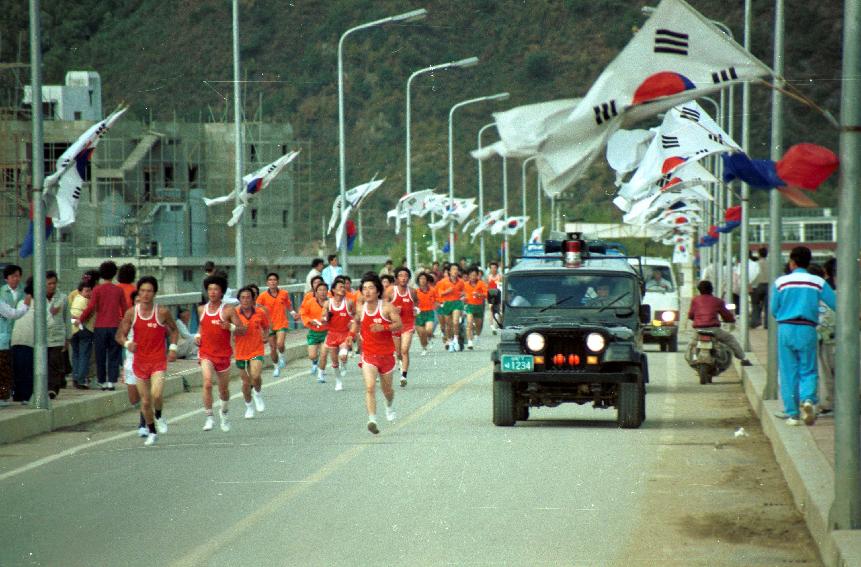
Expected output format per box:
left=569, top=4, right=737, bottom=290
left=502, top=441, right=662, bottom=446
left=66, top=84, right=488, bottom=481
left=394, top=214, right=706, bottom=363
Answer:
left=0, top=261, right=198, bottom=406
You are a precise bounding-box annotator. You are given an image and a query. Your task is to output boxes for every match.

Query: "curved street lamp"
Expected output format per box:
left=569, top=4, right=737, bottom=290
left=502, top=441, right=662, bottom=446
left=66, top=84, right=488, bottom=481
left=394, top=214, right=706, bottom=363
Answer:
left=448, top=92, right=509, bottom=262
left=338, top=8, right=428, bottom=272
left=405, top=56, right=479, bottom=269
left=476, top=121, right=497, bottom=268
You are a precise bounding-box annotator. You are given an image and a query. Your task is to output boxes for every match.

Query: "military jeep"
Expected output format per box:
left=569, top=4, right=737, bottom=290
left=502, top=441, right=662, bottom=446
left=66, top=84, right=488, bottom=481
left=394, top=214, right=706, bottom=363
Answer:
left=490, top=237, right=650, bottom=428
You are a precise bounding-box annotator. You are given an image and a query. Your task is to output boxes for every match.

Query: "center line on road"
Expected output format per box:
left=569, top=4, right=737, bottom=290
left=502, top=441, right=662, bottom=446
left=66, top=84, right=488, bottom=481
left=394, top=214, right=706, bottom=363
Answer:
left=0, top=369, right=306, bottom=483
left=169, top=365, right=490, bottom=567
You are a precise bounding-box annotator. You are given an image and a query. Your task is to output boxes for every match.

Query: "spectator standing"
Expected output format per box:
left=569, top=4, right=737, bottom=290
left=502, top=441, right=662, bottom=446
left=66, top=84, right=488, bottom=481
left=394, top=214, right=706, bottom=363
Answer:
left=750, top=247, right=769, bottom=328
left=11, top=277, right=35, bottom=402
left=116, top=263, right=137, bottom=307
left=305, top=258, right=325, bottom=292
left=430, top=261, right=443, bottom=284
left=174, top=308, right=198, bottom=359
left=45, top=271, right=71, bottom=398
left=771, top=246, right=836, bottom=426
left=76, top=261, right=129, bottom=391
left=321, top=254, right=343, bottom=287
left=814, top=259, right=836, bottom=416
left=70, top=280, right=94, bottom=388
left=0, top=264, right=26, bottom=404
left=379, top=259, right=394, bottom=277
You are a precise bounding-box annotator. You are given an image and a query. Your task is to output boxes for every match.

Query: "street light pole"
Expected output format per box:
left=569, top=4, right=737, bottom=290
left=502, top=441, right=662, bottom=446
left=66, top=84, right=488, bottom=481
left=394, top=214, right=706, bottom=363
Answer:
left=405, top=56, right=478, bottom=270
left=29, top=0, right=48, bottom=409
left=447, top=92, right=509, bottom=262
left=502, top=155, right=509, bottom=267
left=521, top=156, right=537, bottom=249
left=232, top=0, right=245, bottom=288
left=830, top=0, right=861, bottom=531
left=476, top=121, right=496, bottom=268
left=765, top=0, right=785, bottom=401
left=739, top=0, right=753, bottom=351
left=339, top=8, right=427, bottom=274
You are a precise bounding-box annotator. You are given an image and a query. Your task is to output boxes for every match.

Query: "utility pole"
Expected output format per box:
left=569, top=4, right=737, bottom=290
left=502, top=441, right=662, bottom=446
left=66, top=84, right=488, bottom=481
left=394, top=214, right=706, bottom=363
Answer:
left=739, top=0, right=753, bottom=351
left=232, top=0, right=245, bottom=287
left=765, top=0, right=784, bottom=400
left=830, top=0, right=861, bottom=531
left=29, top=0, right=49, bottom=410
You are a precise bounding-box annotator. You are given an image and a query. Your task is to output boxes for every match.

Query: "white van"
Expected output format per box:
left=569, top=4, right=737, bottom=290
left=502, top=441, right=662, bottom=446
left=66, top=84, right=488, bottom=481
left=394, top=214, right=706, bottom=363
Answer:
left=629, top=257, right=681, bottom=352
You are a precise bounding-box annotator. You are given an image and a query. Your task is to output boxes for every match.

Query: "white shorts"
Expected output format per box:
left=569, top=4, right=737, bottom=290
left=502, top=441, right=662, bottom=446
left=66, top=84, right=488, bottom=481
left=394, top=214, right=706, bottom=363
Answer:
left=124, top=352, right=137, bottom=386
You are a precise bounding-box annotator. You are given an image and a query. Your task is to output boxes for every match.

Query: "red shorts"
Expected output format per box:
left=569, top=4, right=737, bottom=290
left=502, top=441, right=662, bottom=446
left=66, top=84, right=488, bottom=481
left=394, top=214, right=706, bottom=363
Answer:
left=200, top=355, right=231, bottom=373
left=325, top=330, right=350, bottom=348
left=360, top=354, right=396, bottom=375
left=392, top=324, right=415, bottom=338
left=132, top=360, right=167, bottom=381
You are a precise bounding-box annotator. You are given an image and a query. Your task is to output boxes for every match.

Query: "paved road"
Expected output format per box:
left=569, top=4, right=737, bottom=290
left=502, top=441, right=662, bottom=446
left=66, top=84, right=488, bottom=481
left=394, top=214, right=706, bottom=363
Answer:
left=0, top=334, right=821, bottom=566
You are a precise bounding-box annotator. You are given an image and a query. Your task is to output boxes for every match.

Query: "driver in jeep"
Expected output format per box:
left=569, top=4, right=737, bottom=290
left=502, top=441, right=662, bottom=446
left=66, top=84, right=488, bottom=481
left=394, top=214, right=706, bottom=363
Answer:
left=688, top=280, right=752, bottom=366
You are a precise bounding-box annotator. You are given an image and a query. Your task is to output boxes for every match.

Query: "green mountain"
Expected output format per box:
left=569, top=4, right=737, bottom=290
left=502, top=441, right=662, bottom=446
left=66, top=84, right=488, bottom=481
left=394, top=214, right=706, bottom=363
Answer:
left=2, top=0, right=844, bottom=259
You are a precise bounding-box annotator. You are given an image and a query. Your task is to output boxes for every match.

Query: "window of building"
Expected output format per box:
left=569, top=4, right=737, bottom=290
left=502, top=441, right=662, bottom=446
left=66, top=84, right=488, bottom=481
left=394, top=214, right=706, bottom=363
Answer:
left=88, top=90, right=93, bottom=106
left=251, top=208, right=258, bottom=227
left=188, top=164, right=198, bottom=186
left=182, top=269, right=194, bottom=282
left=143, top=169, right=153, bottom=202
left=249, top=144, right=257, bottom=162
left=782, top=224, right=801, bottom=242
left=42, top=101, right=56, bottom=120
left=164, top=165, right=174, bottom=186
left=73, top=111, right=82, bottom=120
left=282, top=210, right=288, bottom=228
left=804, top=223, right=833, bottom=242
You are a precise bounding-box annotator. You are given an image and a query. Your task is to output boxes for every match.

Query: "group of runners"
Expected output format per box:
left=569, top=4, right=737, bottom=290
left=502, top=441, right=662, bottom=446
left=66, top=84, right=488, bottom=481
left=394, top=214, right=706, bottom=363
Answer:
left=113, top=261, right=505, bottom=444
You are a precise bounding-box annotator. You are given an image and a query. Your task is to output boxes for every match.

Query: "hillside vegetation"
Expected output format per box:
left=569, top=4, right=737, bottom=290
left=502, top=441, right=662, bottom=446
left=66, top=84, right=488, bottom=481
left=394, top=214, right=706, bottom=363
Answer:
left=1, top=0, right=844, bottom=258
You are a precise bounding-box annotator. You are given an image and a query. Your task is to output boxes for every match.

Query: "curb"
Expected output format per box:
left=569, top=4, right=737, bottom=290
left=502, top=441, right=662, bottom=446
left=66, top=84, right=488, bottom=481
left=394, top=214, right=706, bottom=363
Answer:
left=733, top=354, right=861, bottom=567
left=0, top=342, right=307, bottom=446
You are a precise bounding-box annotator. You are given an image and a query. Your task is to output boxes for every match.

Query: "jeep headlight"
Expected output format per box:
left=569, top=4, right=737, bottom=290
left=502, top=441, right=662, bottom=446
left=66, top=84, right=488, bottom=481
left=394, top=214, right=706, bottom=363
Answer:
left=525, top=332, right=545, bottom=353
left=585, top=332, right=606, bottom=353
left=660, top=310, right=677, bottom=323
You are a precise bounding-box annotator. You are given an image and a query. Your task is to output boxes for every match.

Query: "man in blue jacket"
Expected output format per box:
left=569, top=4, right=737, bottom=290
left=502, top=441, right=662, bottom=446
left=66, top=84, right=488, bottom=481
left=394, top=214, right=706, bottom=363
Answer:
left=771, top=246, right=836, bottom=426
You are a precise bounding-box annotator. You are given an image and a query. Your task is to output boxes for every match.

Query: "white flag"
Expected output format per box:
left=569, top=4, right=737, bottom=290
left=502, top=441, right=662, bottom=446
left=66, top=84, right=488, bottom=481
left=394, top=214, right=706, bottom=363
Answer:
left=473, top=99, right=582, bottom=160
left=492, top=216, right=529, bottom=236
left=606, top=128, right=654, bottom=181
left=529, top=226, right=544, bottom=244
left=470, top=209, right=505, bottom=242
left=386, top=189, right=437, bottom=234
left=43, top=107, right=127, bottom=228
left=673, top=241, right=691, bottom=264
left=535, top=0, right=771, bottom=196
left=334, top=178, right=385, bottom=248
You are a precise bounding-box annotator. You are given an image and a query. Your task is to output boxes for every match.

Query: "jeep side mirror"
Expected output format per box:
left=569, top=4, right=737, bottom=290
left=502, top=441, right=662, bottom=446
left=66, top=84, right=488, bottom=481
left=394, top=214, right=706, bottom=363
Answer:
left=639, top=304, right=651, bottom=324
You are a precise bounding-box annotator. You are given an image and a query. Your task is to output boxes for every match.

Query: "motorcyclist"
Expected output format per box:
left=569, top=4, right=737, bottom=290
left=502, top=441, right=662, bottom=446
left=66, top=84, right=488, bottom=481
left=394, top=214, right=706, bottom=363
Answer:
left=688, top=280, right=752, bottom=366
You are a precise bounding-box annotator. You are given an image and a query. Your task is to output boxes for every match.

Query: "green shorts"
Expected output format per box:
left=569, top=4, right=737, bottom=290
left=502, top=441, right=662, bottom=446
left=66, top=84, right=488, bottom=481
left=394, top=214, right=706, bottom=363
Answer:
left=306, top=329, right=328, bottom=346
left=236, top=355, right=265, bottom=369
left=438, top=300, right=464, bottom=316
left=268, top=328, right=288, bottom=337
left=465, top=303, right=484, bottom=318
left=416, top=310, right=435, bottom=327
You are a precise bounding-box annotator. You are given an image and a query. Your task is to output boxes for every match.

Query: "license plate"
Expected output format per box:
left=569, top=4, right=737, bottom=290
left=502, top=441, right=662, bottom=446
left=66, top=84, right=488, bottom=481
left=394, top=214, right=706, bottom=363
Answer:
left=651, top=327, right=671, bottom=336
left=501, top=354, right=534, bottom=373
left=697, top=341, right=713, bottom=349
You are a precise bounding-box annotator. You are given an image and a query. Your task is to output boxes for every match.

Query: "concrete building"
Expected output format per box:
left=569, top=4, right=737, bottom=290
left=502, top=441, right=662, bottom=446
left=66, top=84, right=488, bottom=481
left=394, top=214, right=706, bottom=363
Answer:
left=23, top=71, right=102, bottom=122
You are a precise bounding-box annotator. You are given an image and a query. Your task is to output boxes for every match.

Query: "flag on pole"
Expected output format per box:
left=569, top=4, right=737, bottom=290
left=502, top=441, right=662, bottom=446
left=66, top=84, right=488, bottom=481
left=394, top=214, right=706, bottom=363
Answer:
left=19, top=203, right=54, bottom=258
left=385, top=189, right=437, bottom=234
left=470, top=99, right=582, bottom=160
left=534, top=0, right=771, bottom=196
left=529, top=226, right=544, bottom=244
left=470, top=209, right=505, bottom=242
left=333, top=177, right=385, bottom=249
left=43, top=106, right=128, bottom=229
left=204, top=150, right=300, bottom=227
left=492, top=216, right=529, bottom=235
left=721, top=143, right=838, bottom=190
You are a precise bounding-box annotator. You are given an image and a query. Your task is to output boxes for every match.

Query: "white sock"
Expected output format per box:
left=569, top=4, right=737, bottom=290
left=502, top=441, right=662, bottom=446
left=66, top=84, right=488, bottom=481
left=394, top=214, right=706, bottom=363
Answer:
left=245, top=401, right=253, bottom=408
left=368, top=414, right=376, bottom=422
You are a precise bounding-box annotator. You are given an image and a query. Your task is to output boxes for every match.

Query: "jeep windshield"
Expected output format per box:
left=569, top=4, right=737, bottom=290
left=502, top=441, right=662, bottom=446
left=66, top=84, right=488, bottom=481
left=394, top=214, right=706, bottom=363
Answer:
left=505, top=273, right=637, bottom=311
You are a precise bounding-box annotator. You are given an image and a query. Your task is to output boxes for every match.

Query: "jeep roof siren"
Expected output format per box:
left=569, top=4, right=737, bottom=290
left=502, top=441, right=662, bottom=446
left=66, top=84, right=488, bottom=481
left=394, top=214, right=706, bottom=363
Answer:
left=563, top=232, right=586, bottom=268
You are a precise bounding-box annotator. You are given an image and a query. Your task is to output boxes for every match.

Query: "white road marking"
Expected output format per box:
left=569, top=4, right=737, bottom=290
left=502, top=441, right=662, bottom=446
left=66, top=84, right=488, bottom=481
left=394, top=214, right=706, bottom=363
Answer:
left=0, top=369, right=305, bottom=483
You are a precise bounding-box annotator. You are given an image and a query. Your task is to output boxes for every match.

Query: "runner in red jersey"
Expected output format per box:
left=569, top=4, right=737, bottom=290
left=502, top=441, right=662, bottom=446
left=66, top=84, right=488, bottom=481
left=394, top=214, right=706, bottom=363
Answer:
left=322, top=277, right=354, bottom=391
left=384, top=266, right=419, bottom=388
left=258, top=273, right=298, bottom=378
left=115, top=276, right=179, bottom=446
left=235, top=286, right=270, bottom=419
left=196, top=274, right=246, bottom=433
left=345, top=273, right=402, bottom=434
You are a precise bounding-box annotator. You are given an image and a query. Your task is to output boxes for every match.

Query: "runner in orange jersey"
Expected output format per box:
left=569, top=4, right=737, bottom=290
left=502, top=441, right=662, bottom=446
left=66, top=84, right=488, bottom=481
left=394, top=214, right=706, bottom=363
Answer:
left=414, top=272, right=438, bottom=356
left=435, top=264, right=465, bottom=352
left=257, top=273, right=298, bottom=378
left=345, top=273, right=402, bottom=434
left=196, top=274, right=247, bottom=432
left=321, top=276, right=355, bottom=391
left=300, top=281, right=329, bottom=383
left=385, top=266, right=419, bottom=387
left=115, top=276, right=179, bottom=446
left=463, top=266, right=488, bottom=350
left=234, top=286, right=270, bottom=419
left=486, top=261, right=503, bottom=335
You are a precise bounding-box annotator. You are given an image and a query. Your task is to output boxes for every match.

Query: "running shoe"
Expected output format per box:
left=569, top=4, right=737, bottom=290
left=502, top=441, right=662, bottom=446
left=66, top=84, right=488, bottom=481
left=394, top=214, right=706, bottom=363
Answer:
left=801, top=401, right=816, bottom=426
left=144, top=433, right=157, bottom=446
left=137, top=426, right=149, bottom=438
left=310, top=363, right=318, bottom=376
left=367, top=420, right=380, bottom=434
left=467, top=340, right=474, bottom=350
left=278, top=356, right=286, bottom=369
left=317, top=370, right=326, bottom=384
left=244, top=404, right=255, bottom=419
left=156, top=418, right=168, bottom=434
left=203, top=416, right=215, bottom=431
left=220, top=412, right=231, bottom=432
left=786, top=417, right=802, bottom=426
left=385, top=405, right=396, bottom=422
left=339, top=367, right=347, bottom=378
left=252, top=390, right=265, bottom=412
left=335, top=378, right=343, bottom=391
left=421, top=349, right=427, bottom=357
left=273, top=365, right=281, bottom=378
left=400, top=376, right=407, bottom=388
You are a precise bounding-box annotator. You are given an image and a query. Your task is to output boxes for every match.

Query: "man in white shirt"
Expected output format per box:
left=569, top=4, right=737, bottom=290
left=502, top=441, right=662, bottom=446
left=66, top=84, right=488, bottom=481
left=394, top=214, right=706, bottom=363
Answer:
left=305, top=258, right=324, bottom=292
left=321, top=255, right=343, bottom=287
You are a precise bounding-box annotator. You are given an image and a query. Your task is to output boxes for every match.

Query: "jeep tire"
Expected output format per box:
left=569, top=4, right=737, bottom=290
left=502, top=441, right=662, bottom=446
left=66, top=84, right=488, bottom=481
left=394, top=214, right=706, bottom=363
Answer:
left=617, top=382, right=644, bottom=429
left=492, top=380, right=516, bottom=426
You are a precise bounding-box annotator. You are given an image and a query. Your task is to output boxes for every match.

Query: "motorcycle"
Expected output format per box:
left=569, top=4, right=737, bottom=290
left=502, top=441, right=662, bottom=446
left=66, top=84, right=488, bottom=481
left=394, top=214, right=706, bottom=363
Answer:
left=685, top=330, right=732, bottom=384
